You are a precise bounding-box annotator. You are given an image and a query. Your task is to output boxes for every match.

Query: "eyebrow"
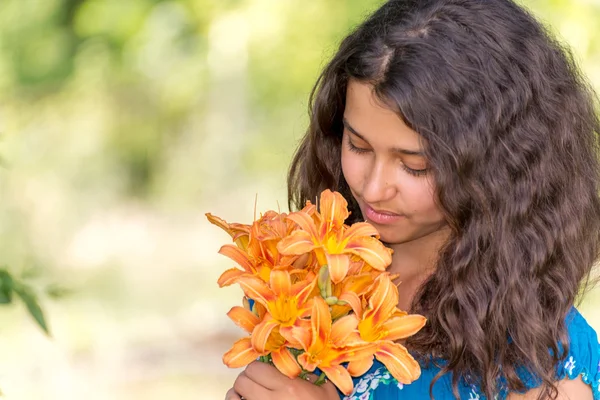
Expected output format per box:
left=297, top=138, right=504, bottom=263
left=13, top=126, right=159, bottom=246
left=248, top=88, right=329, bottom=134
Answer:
left=342, top=118, right=425, bottom=156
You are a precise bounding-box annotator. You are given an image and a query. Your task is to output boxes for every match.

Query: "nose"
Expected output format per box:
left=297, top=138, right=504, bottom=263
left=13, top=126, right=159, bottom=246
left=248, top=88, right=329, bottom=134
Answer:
left=361, top=159, right=397, bottom=205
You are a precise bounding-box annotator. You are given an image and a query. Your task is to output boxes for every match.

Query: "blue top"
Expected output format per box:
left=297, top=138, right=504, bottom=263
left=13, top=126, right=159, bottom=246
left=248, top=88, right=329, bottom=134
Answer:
left=342, top=307, right=600, bottom=399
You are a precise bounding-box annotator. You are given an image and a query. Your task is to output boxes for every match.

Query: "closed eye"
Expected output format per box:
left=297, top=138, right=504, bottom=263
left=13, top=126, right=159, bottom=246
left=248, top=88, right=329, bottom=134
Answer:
left=346, top=134, right=428, bottom=177
left=346, top=136, right=371, bottom=154
left=402, top=164, right=428, bottom=177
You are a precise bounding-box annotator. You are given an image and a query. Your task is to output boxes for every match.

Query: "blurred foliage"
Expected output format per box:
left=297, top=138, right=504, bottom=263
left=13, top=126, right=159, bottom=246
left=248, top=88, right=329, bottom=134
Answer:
left=0, top=0, right=394, bottom=204
left=0, top=268, right=49, bottom=334
left=0, top=0, right=598, bottom=205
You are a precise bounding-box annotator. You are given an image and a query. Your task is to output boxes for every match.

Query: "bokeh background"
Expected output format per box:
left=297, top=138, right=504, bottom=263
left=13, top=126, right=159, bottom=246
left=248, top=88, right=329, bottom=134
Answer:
left=0, top=0, right=599, bottom=399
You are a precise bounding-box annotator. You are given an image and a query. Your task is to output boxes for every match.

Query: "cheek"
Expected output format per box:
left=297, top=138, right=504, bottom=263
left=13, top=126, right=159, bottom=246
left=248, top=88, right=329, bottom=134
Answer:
left=341, top=149, right=363, bottom=189
left=405, top=180, right=444, bottom=221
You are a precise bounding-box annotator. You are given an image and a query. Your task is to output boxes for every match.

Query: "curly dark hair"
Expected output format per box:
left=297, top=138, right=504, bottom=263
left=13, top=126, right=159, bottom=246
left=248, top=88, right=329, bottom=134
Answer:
left=287, top=0, right=600, bottom=398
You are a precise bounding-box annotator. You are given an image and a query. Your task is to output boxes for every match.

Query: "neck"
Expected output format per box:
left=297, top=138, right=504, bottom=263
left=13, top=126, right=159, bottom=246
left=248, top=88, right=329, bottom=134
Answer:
left=387, top=225, right=451, bottom=310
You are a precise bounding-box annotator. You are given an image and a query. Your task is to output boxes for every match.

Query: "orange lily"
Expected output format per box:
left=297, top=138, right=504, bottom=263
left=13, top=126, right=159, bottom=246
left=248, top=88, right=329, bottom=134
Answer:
left=211, top=190, right=422, bottom=394
left=329, top=271, right=374, bottom=320
left=295, top=297, right=378, bottom=395
left=212, top=210, right=305, bottom=287
left=215, top=244, right=272, bottom=287
left=223, top=305, right=302, bottom=378
left=216, top=245, right=308, bottom=287
left=348, top=274, right=426, bottom=383
left=236, top=270, right=316, bottom=347
left=278, top=190, right=392, bottom=284
left=246, top=210, right=300, bottom=268
left=206, top=213, right=250, bottom=250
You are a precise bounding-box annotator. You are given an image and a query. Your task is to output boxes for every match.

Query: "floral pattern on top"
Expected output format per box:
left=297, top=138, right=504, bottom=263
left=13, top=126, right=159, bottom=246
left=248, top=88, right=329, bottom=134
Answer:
left=562, top=349, right=600, bottom=400
left=340, top=353, right=599, bottom=400
left=342, top=367, right=403, bottom=400
left=338, top=308, right=600, bottom=399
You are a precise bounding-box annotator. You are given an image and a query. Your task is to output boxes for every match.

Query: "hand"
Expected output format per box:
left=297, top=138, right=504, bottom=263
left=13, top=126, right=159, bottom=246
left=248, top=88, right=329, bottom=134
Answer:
left=224, top=361, right=341, bottom=400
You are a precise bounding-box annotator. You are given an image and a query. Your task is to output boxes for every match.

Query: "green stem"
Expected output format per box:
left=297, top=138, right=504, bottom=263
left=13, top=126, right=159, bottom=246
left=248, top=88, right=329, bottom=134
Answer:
left=314, top=372, right=327, bottom=386
left=258, top=354, right=273, bottom=365
left=299, top=369, right=310, bottom=380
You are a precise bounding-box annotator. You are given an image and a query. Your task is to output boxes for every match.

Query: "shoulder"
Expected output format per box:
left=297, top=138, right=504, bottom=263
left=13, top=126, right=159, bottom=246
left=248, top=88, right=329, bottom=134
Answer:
left=513, top=307, right=600, bottom=399
left=559, top=308, right=600, bottom=391
left=508, top=376, right=595, bottom=400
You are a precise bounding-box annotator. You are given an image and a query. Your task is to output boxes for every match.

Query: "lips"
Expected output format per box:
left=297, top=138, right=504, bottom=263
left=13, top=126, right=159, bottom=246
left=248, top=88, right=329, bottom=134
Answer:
left=369, top=207, right=401, bottom=216
left=363, top=204, right=405, bottom=225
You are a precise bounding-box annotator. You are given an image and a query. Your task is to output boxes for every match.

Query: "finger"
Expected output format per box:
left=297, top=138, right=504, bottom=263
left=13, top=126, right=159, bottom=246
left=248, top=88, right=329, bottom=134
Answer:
left=233, top=370, right=272, bottom=400
left=303, top=373, right=339, bottom=398
left=244, top=361, right=292, bottom=390
left=224, top=388, right=241, bottom=400
left=321, top=380, right=341, bottom=399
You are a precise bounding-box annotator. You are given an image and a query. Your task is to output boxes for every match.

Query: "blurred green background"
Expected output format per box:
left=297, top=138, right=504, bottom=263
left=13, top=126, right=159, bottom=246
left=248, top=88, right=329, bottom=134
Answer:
left=0, top=0, right=598, bottom=399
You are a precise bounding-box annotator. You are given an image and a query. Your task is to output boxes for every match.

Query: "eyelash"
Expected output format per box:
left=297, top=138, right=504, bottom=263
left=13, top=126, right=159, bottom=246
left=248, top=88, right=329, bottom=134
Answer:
left=346, top=137, right=428, bottom=177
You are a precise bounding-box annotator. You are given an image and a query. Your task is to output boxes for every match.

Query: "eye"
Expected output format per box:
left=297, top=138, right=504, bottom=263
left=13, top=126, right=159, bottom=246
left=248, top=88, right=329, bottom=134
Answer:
left=346, top=136, right=370, bottom=154
left=401, top=164, right=428, bottom=177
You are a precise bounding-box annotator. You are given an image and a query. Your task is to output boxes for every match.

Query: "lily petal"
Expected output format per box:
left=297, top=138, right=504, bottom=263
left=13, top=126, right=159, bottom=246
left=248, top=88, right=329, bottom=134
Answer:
left=347, top=355, right=374, bottom=377
left=217, top=268, right=244, bottom=287
left=231, top=231, right=250, bottom=250
left=338, top=343, right=379, bottom=363
left=330, top=303, right=351, bottom=320
left=339, top=292, right=363, bottom=317
left=343, top=221, right=380, bottom=239
left=343, top=331, right=369, bottom=346
left=281, top=321, right=310, bottom=350
left=227, top=306, right=260, bottom=333
left=206, top=214, right=250, bottom=239
left=300, top=202, right=316, bottom=215
left=237, top=276, right=275, bottom=309
left=277, top=230, right=316, bottom=255
left=345, top=237, right=392, bottom=270
left=319, top=189, right=349, bottom=232
left=271, top=347, right=302, bottom=378
left=223, top=337, right=262, bottom=368
left=363, top=275, right=398, bottom=328
left=297, top=351, right=319, bottom=372
left=251, top=317, right=279, bottom=353
left=330, top=314, right=359, bottom=346
left=392, top=309, right=409, bottom=318
left=292, top=277, right=317, bottom=305
left=205, top=213, right=231, bottom=232
left=383, top=314, right=427, bottom=341
left=285, top=212, right=320, bottom=239
left=310, top=297, right=332, bottom=353
left=347, top=260, right=366, bottom=275
left=291, top=253, right=310, bottom=270
left=219, top=244, right=255, bottom=271
left=375, top=341, right=421, bottom=384
left=326, top=253, right=351, bottom=284
left=340, top=274, right=373, bottom=297
left=270, top=270, right=292, bottom=297
left=319, top=364, right=355, bottom=396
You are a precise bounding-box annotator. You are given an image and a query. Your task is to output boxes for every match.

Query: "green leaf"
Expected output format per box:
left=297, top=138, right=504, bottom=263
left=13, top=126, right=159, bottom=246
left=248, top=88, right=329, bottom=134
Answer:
left=45, top=284, right=73, bottom=299
left=13, top=283, right=50, bottom=335
left=0, top=269, right=14, bottom=304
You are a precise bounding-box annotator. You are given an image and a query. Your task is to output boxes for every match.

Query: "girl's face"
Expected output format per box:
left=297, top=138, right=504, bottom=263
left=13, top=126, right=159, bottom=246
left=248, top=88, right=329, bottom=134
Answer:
left=341, top=80, right=448, bottom=245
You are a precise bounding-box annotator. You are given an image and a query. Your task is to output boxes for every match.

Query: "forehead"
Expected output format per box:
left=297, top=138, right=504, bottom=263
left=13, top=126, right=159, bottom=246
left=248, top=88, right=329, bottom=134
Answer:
left=344, top=80, right=425, bottom=150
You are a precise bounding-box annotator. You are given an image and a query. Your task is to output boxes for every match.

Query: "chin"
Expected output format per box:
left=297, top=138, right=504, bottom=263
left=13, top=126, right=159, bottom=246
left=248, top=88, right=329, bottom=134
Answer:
left=375, top=225, right=422, bottom=246
left=377, top=232, right=406, bottom=246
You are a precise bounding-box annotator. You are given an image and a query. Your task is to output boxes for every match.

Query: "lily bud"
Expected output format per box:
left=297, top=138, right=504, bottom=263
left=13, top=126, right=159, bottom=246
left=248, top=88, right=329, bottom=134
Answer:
left=318, top=265, right=332, bottom=298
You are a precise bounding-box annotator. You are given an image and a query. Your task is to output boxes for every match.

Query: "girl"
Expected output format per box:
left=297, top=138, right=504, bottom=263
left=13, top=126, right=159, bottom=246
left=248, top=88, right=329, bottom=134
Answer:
left=226, top=0, right=600, bottom=398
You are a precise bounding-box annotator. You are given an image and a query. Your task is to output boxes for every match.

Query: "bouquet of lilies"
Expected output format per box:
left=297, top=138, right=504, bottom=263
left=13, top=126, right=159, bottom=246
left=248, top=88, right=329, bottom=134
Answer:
left=206, top=190, right=426, bottom=395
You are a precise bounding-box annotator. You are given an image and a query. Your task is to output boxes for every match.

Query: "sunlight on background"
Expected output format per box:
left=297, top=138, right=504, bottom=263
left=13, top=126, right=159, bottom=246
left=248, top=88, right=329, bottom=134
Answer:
left=0, top=0, right=598, bottom=399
